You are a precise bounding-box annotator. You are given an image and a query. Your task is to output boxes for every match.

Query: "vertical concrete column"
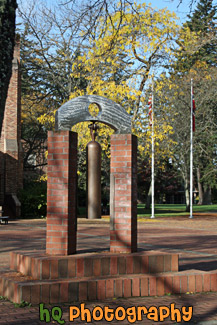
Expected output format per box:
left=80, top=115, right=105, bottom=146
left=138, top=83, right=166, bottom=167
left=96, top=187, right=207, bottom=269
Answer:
left=110, top=134, right=137, bottom=253
left=46, top=130, right=77, bottom=255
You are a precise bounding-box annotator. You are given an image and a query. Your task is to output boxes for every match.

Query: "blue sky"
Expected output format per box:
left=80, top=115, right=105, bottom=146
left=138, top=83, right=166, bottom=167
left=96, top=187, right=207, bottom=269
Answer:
left=17, top=0, right=198, bottom=23
left=148, top=0, right=196, bottom=21
left=16, top=0, right=217, bottom=31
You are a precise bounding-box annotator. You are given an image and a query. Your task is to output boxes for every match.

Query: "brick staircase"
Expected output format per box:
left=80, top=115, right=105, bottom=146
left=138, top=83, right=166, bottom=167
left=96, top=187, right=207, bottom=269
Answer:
left=1, top=250, right=217, bottom=304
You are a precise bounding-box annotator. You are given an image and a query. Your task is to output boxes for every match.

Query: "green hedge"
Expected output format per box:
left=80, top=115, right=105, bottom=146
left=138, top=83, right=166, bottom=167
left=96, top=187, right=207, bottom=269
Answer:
left=19, top=180, right=47, bottom=218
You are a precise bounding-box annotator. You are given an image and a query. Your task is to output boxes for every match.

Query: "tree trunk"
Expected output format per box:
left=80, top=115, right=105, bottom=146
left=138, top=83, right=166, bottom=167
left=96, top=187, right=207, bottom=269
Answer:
left=202, top=185, right=212, bottom=205
left=184, top=173, right=190, bottom=212
left=197, top=167, right=203, bottom=205
left=146, top=182, right=152, bottom=209
left=185, top=187, right=190, bottom=212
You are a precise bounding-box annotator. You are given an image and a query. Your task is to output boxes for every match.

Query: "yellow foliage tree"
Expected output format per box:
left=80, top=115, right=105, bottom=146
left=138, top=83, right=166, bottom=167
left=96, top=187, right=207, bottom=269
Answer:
left=69, top=2, right=182, bottom=160
left=37, top=2, right=198, bottom=164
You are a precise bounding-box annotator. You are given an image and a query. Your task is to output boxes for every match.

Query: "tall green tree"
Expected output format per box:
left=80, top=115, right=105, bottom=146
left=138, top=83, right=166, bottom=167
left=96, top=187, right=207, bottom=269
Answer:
left=0, top=0, right=17, bottom=133
left=184, top=0, right=217, bottom=204
left=176, top=0, right=217, bottom=71
left=186, top=0, right=216, bottom=65
left=157, top=65, right=217, bottom=210
left=164, top=0, right=217, bottom=208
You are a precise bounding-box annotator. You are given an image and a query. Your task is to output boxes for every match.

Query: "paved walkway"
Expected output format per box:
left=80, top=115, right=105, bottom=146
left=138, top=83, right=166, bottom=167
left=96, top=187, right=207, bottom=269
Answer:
left=0, top=215, right=217, bottom=324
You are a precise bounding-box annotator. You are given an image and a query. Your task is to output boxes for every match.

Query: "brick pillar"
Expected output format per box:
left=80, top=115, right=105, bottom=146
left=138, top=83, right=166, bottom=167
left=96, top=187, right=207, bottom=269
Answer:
left=0, top=36, right=23, bottom=196
left=46, top=131, right=77, bottom=255
left=0, top=153, right=4, bottom=204
left=110, top=134, right=137, bottom=253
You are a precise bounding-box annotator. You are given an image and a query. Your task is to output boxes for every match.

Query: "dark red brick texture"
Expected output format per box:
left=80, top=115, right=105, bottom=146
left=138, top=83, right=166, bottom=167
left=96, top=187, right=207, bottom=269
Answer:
left=46, top=131, right=77, bottom=255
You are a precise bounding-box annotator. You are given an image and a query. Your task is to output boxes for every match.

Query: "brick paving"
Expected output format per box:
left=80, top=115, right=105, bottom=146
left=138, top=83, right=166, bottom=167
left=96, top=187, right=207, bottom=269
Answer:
left=0, top=215, right=217, bottom=324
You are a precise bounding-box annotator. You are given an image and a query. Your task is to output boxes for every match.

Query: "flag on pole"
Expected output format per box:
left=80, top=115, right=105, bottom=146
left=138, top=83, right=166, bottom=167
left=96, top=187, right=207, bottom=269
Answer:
left=148, top=94, right=152, bottom=126
left=192, top=87, right=196, bottom=132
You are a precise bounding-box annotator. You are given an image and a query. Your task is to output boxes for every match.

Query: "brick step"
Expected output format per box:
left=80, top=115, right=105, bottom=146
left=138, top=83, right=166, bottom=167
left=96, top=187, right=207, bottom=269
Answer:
left=1, top=269, right=217, bottom=304
left=10, top=251, right=178, bottom=281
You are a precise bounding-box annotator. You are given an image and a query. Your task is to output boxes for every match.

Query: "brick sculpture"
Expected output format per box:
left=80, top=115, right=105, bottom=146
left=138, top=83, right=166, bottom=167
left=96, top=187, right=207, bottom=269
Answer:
left=110, top=134, right=137, bottom=253
left=47, top=95, right=136, bottom=254
left=1, top=95, right=184, bottom=304
left=46, top=131, right=77, bottom=255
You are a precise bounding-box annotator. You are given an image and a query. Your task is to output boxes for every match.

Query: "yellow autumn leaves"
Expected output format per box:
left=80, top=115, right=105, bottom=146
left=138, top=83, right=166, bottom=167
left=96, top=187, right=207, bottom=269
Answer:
left=34, top=1, right=198, bottom=162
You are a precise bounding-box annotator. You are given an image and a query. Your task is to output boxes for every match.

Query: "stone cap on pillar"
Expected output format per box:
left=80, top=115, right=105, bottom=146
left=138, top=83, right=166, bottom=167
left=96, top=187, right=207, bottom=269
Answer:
left=55, top=95, right=131, bottom=134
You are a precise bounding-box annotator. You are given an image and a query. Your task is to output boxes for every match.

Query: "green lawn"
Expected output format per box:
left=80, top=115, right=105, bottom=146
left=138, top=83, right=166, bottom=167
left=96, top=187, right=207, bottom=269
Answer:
left=137, top=204, right=217, bottom=218
left=78, top=204, right=217, bottom=218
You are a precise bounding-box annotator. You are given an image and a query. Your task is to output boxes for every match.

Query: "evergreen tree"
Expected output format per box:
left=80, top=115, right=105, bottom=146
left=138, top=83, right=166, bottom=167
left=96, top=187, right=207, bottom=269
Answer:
left=185, top=0, right=217, bottom=204
left=186, top=0, right=216, bottom=34
left=185, top=0, right=216, bottom=67
left=169, top=0, right=217, bottom=206
left=0, top=0, right=17, bottom=133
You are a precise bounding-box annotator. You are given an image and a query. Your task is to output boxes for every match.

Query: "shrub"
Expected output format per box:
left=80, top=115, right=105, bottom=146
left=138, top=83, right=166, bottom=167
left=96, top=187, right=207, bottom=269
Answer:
left=18, top=180, right=47, bottom=218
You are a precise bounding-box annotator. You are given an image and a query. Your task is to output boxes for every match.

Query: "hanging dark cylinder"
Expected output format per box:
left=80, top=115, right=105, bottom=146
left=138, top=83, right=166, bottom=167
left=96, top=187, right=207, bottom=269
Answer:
left=86, top=130, right=101, bottom=219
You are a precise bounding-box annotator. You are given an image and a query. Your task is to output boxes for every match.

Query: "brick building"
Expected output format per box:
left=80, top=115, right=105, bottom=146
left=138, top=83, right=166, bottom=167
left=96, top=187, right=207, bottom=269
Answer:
left=0, top=36, right=23, bottom=217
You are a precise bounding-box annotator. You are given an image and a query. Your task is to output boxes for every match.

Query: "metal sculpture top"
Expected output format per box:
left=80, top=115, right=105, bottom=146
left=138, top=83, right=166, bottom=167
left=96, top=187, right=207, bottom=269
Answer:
left=55, top=95, right=131, bottom=134
left=88, top=123, right=98, bottom=141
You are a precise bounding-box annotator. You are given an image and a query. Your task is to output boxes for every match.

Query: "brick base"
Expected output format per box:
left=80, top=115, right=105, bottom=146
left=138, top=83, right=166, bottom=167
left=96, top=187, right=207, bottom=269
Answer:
left=1, top=269, right=217, bottom=304
left=1, top=252, right=216, bottom=304
left=10, top=251, right=178, bottom=280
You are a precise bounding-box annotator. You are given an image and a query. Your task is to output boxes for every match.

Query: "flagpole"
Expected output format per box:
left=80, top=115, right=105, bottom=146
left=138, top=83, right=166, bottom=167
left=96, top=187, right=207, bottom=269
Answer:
left=189, top=79, right=193, bottom=219
left=150, top=78, right=155, bottom=219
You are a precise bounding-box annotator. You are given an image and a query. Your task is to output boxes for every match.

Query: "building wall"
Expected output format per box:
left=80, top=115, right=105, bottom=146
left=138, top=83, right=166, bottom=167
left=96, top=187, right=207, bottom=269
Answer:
left=0, top=36, right=23, bottom=207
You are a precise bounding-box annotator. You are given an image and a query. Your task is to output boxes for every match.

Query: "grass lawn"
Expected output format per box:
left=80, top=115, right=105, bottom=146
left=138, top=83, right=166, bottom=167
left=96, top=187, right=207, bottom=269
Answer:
left=137, top=204, right=217, bottom=218
left=78, top=204, right=217, bottom=218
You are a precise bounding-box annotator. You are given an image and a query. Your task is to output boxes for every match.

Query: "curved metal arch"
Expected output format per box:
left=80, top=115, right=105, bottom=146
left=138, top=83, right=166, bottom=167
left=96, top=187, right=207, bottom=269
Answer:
left=55, top=95, right=131, bottom=134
